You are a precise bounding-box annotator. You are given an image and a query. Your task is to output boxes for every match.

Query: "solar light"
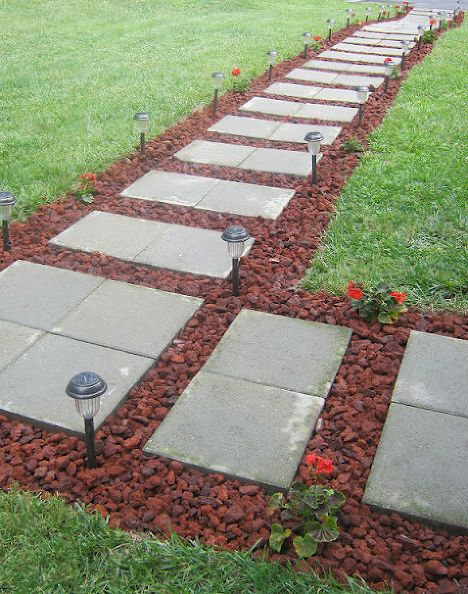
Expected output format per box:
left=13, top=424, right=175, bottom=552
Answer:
left=66, top=372, right=107, bottom=469
left=326, top=18, right=335, bottom=41
left=267, top=50, right=277, bottom=82
left=386, top=3, right=391, bottom=18
left=303, top=32, right=312, bottom=58
left=438, top=11, right=445, bottom=30
left=221, top=226, right=250, bottom=296
left=378, top=4, right=385, bottom=21
left=211, top=72, right=225, bottom=115
left=0, top=192, right=16, bottom=251
left=400, top=40, right=410, bottom=68
left=384, top=58, right=394, bottom=93
left=134, top=112, right=150, bottom=156
left=304, top=131, right=324, bottom=185
left=417, top=24, right=425, bottom=48
left=365, top=6, right=372, bottom=23
left=346, top=8, right=353, bottom=27
left=355, top=86, right=369, bottom=126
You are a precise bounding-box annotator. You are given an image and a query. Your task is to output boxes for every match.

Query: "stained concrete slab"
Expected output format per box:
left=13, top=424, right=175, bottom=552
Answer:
left=269, top=122, right=342, bottom=145
left=208, top=115, right=281, bottom=140
left=304, top=60, right=386, bottom=75
left=0, top=320, right=44, bottom=372
left=391, top=331, right=468, bottom=419
left=352, top=31, right=417, bottom=41
left=197, top=179, right=295, bottom=219
left=239, top=97, right=299, bottom=116
left=314, top=87, right=367, bottom=104
left=51, top=212, right=254, bottom=279
left=52, top=280, right=203, bottom=359
left=319, top=50, right=402, bottom=65
left=363, top=403, right=468, bottom=530
left=286, top=69, right=338, bottom=84
left=0, top=260, right=104, bottom=331
left=0, top=333, right=153, bottom=435
left=333, top=42, right=405, bottom=56
left=174, top=140, right=254, bottom=167
left=295, top=102, right=358, bottom=123
left=121, top=170, right=219, bottom=206
left=204, top=309, right=352, bottom=396
left=143, top=370, right=324, bottom=489
left=238, top=147, right=313, bottom=177
left=351, top=37, right=416, bottom=48
left=265, top=82, right=321, bottom=99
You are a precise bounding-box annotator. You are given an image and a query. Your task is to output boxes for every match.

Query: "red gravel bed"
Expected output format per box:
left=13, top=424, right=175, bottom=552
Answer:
left=1, top=16, right=467, bottom=594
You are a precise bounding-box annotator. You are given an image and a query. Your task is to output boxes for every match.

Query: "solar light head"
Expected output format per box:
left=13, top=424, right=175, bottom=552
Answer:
left=346, top=8, right=353, bottom=15
left=66, top=371, right=107, bottom=420
left=211, top=71, right=225, bottom=90
left=0, top=192, right=16, bottom=222
left=356, top=85, right=370, bottom=104
left=221, top=225, right=250, bottom=259
left=303, top=32, right=312, bottom=43
left=417, top=25, right=425, bottom=37
left=384, top=58, right=394, bottom=77
left=401, top=40, right=410, bottom=54
left=304, top=131, right=324, bottom=156
left=267, top=50, right=277, bottom=65
left=327, top=18, right=335, bottom=26
left=134, top=112, right=150, bottom=134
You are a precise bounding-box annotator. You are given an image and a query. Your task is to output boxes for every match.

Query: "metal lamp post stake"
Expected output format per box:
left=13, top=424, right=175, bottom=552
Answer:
left=326, top=19, right=335, bottom=41
left=267, top=50, right=277, bottom=82
left=417, top=25, right=424, bottom=49
left=304, top=131, right=323, bottom=186
left=66, top=372, right=107, bottom=469
left=211, top=72, right=225, bottom=115
left=303, top=32, right=311, bottom=59
left=134, top=112, right=150, bottom=156
left=346, top=8, right=353, bottom=27
left=355, top=86, right=369, bottom=127
left=0, top=192, right=16, bottom=251
left=365, top=7, right=372, bottom=23
left=221, top=226, right=251, bottom=297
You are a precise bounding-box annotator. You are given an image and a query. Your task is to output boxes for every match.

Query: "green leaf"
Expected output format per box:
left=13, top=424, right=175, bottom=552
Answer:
left=293, top=534, right=318, bottom=558
left=267, top=493, right=285, bottom=515
left=307, top=516, right=340, bottom=543
left=80, top=194, right=94, bottom=204
left=328, top=490, right=346, bottom=511
left=269, top=523, right=291, bottom=553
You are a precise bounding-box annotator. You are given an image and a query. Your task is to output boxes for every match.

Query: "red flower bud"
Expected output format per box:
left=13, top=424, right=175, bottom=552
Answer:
left=231, top=67, right=241, bottom=76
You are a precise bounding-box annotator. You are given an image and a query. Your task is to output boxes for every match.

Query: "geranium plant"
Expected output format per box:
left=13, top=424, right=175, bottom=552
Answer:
left=310, top=34, right=323, bottom=52
left=230, top=67, right=250, bottom=93
left=74, top=172, right=96, bottom=204
left=347, top=281, right=408, bottom=324
left=267, top=455, right=345, bottom=558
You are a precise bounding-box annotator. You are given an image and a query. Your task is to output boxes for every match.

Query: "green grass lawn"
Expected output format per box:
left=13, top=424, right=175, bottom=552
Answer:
left=303, top=25, right=468, bottom=312
left=0, top=0, right=369, bottom=220
left=0, top=489, right=387, bottom=594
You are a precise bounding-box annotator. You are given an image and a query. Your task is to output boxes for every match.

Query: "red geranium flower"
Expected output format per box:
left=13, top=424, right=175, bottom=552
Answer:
left=313, top=34, right=321, bottom=41
left=305, top=454, right=333, bottom=475
left=347, top=281, right=364, bottom=301
left=305, top=453, right=317, bottom=465
left=429, top=17, right=437, bottom=25
left=359, top=21, right=365, bottom=26
left=231, top=67, right=241, bottom=76
left=390, top=291, right=407, bottom=305
left=384, top=57, right=393, bottom=63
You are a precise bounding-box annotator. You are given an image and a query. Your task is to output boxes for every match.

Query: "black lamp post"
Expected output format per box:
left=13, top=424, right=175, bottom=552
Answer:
left=66, top=372, right=107, bottom=469
left=134, top=112, right=150, bottom=156
left=211, top=72, right=225, bottom=115
left=378, top=5, right=385, bottom=21
left=327, top=18, right=335, bottom=41
left=0, top=192, right=16, bottom=251
left=365, top=6, right=372, bottom=22
left=267, top=50, right=277, bottom=82
left=303, top=32, right=311, bottom=58
left=384, top=58, right=394, bottom=93
left=304, top=132, right=323, bottom=185
left=386, top=3, right=391, bottom=18
left=346, top=8, right=353, bottom=27
left=400, top=40, right=410, bottom=69
left=221, top=226, right=250, bottom=296
left=355, top=86, right=369, bottom=127
left=417, top=25, right=424, bottom=49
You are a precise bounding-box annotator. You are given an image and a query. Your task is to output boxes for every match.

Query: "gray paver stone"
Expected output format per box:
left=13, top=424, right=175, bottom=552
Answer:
left=174, top=140, right=254, bottom=167
left=269, top=122, right=342, bottom=145
left=265, top=82, right=321, bottom=99
left=239, top=97, right=299, bottom=116
left=295, top=102, right=358, bottom=122
left=319, top=50, right=402, bottom=65
left=208, top=115, right=280, bottom=139
left=0, top=320, right=44, bottom=372
left=285, top=69, right=337, bottom=84
left=238, top=147, right=314, bottom=177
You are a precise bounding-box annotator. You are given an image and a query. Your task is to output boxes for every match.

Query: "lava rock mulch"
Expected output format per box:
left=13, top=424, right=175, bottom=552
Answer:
left=1, top=17, right=467, bottom=594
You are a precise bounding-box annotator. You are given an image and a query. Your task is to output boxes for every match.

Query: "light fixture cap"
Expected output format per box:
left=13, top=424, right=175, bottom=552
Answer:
left=303, top=32, right=312, bottom=39
left=221, top=225, right=250, bottom=244
left=134, top=112, right=150, bottom=122
left=66, top=372, right=107, bottom=400
left=0, top=192, right=16, bottom=208
left=327, top=18, right=335, bottom=25
left=304, top=131, right=324, bottom=144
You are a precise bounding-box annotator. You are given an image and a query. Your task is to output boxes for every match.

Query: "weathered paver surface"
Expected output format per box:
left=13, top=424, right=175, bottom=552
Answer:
left=175, top=140, right=254, bottom=168
left=239, top=97, right=299, bottom=116
left=304, top=59, right=386, bottom=75
left=352, top=31, right=418, bottom=41
left=319, top=50, right=402, bottom=65
left=0, top=320, right=43, bottom=371
left=265, top=81, right=321, bottom=99
left=285, top=68, right=383, bottom=89
left=333, top=42, right=405, bottom=56
left=240, top=97, right=358, bottom=122
left=269, top=122, right=342, bottom=144
left=348, top=36, right=416, bottom=48
left=363, top=403, right=468, bottom=530
left=51, top=211, right=254, bottom=278
left=208, top=115, right=282, bottom=139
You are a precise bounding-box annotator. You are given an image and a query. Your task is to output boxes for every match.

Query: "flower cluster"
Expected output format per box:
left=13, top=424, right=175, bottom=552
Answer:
left=75, top=172, right=96, bottom=203
left=347, top=281, right=408, bottom=324
left=305, top=454, right=333, bottom=475
left=310, top=34, right=323, bottom=52
left=231, top=67, right=240, bottom=76
left=230, top=67, right=250, bottom=93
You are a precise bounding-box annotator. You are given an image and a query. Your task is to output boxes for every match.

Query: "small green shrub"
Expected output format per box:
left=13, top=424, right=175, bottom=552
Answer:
left=342, top=138, right=364, bottom=153
left=347, top=281, right=408, bottom=324
left=423, top=29, right=438, bottom=44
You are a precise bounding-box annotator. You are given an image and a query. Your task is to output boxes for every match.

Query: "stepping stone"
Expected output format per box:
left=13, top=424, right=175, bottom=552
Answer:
left=334, top=73, right=384, bottom=88
left=203, top=309, right=352, bottom=396
left=363, top=403, right=468, bottom=530
left=144, top=371, right=324, bottom=489
left=265, top=81, right=321, bottom=99
left=0, top=320, right=43, bottom=372
left=391, top=331, right=468, bottom=419
left=353, top=31, right=417, bottom=41
left=351, top=37, right=416, bottom=48
left=269, top=122, right=342, bottom=145
left=333, top=42, right=405, bottom=56
left=239, top=97, right=299, bottom=116
left=363, top=25, right=419, bottom=35
left=208, top=115, right=281, bottom=140
left=241, top=97, right=358, bottom=123
left=52, top=279, right=203, bottom=359
left=175, top=140, right=254, bottom=168
left=0, top=260, right=104, bottom=331
left=314, top=87, right=370, bottom=104
left=0, top=332, right=153, bottom=435
left=175, top=141, right=313, bottom=177
left=319, top=50, right=402, bottom=65
left=286, top=68, right=338, bottom=84
left=121, top=170, right=295, bottom=220
left=50, top=211, right=254, bottom=279
left=121, top=170, right=219, bottom=207
left=304, top=59, right=386, bottom=75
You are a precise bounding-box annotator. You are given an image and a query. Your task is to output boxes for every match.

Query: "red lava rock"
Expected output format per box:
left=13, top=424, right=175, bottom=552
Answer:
left=426, top=560, right=449, bottom=577
left=224, top=504, right=245, bottom=525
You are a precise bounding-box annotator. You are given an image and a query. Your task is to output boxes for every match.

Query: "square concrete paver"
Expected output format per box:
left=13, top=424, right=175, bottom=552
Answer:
left=344, top=36, right=381, bottom=46
left=314, top=87, right=366, bottom=104
left=305, top=60, right=386, bottom=75
left=0, top=320, right=43, bottom=372
left=121, top=170, right=219, bottom=207
left=197, top=179, right=295, bottom=219
left=239, top=97, right=299, bottom=116
left=334, top=73, right=384, bottom=88
left=333, top=42, right=405, bottom=56
left=391, top=331, right=468, bottom=419
left=174, top=140, right=254, bottom=168
left=50, top=211, right=161, bottom=261
left=285, top=68, right=338, bottom=84
left=143, top=371, right=324, bottom=489
left=238, top=147, right=313, bottom=177
left=0, top=333, right=153, bottom=435
left=0, top=260, right=104, bottom=331
left=265, top=82, right=322, bottom=99
left=208, top=115, right=280, bottom=140
left=363, top=403, right=468, bottom=530
left=295, top=102, right=358, bottom=123
left=52, top=280, right=203, bottom=358
left=319, top=50, right=401, bottom=65
left=204, top=309, right=352, bottom=396
left=269, top=122, right=342, bottom=145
